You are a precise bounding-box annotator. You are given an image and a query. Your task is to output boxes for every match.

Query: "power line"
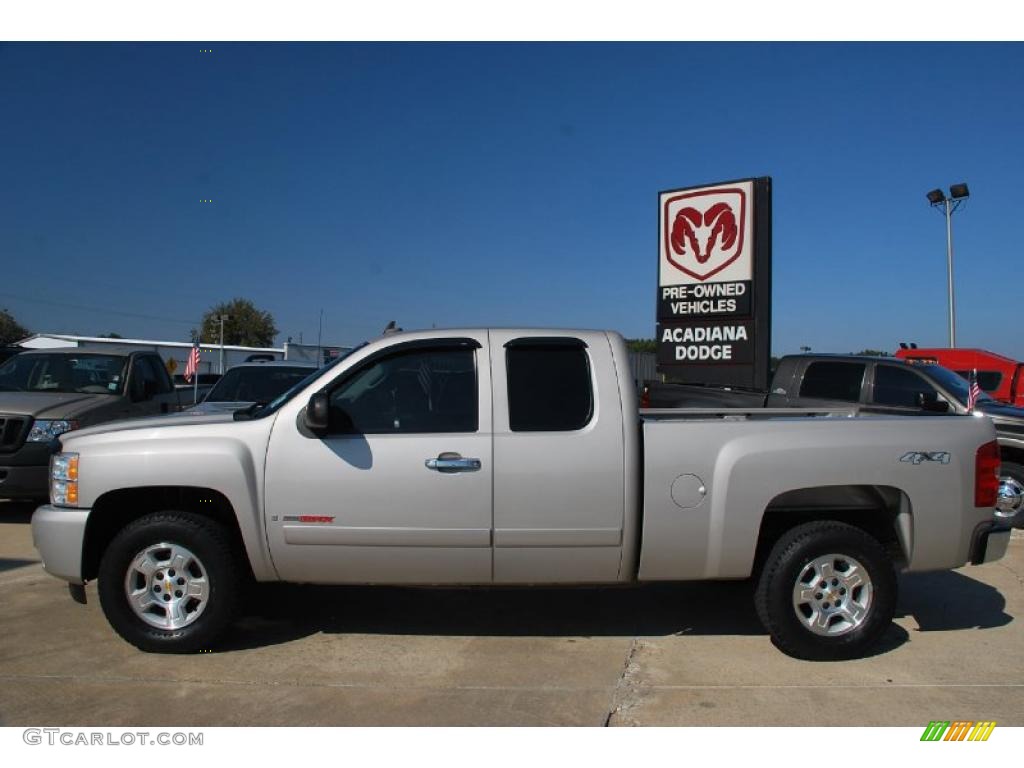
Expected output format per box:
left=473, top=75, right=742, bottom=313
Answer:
left=0, top=291, right=202, bottom=327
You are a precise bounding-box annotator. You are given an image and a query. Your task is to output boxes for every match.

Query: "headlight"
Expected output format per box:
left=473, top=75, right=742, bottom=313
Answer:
left=28, top=419, right=79, bottom=443
left=50, top=452, right=80, bottom=507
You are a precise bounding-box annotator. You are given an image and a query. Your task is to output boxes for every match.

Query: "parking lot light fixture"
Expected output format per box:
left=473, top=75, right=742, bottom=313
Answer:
left=950, top=183, right=970, bottom=200
left=927, top=183, right=969, bottom=348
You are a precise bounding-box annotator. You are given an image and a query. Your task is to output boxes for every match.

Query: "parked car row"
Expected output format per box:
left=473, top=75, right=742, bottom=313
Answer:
left=0, top=347, right=318, bottom=501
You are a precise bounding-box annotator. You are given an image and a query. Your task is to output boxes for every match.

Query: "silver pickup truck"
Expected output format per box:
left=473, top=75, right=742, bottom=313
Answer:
left=31, top=329, right=1010, bottom=659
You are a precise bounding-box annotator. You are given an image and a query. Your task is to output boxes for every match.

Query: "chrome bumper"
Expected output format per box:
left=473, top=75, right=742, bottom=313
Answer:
left=31, top=505, right=90, bottom=585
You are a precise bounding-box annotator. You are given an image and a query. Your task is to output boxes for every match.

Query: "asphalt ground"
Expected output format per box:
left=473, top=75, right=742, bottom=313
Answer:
left=1, top=500, right=1022, bottom=726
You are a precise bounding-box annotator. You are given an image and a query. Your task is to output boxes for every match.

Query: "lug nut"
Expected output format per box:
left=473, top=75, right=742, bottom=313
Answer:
left=175, top=590, right=183, bottom=598
left=163, top=594, right=171, bottom=602
left=154, top=585, right=161, bottom=592
left=169, top=569, right=176, bottom=577
left=156, top=572, right=163, bottom=580
left=822, top=602, right=830, bottom=609
left=819, top=581, right=827, bottom=588
left=831, top=579, right=839, bottom=586
left=177, top=577, right=185, bottom=585
left=840, top=588, right=847, bottom=595
left=815, top=592, right=823, bottom=600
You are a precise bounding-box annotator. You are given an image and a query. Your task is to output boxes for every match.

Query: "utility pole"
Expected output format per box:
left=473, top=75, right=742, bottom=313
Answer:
left=943, top=197, right=956, bottom=348
left=216, top=314, right=230, bottom=374
left=316, top=309, right=323, bottom=367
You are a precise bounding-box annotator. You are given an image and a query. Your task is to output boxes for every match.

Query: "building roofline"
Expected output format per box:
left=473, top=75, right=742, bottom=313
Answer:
left=16, top=333, right=283, bottom=354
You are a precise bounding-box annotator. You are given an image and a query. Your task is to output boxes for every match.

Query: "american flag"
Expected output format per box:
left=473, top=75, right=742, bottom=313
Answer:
left=184, top=343, right=201, bottom=383
left=967, top=368, right=981, bottom=412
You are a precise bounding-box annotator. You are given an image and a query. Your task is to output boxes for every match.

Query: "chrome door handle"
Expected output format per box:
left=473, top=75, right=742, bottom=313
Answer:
left=425, top=453, right=482, bottom=473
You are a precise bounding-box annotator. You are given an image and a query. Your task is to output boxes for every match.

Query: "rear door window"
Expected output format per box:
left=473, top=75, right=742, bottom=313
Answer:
left=873, top=365, right=937, bottom=407
left=798, top=361, right=865, bottom=402
left=506, top=340, right=593, bottom=431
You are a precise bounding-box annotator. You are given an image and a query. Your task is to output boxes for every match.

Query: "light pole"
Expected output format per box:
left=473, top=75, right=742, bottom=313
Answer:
left=926, top=183, right=970, bottom=348
left=216, top=314, right=231, bottom=374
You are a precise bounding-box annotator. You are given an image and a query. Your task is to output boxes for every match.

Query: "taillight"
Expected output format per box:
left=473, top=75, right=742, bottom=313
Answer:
left=640, top=385, right=650, bottom=409
left=975, top=440, right=1000, bottom=507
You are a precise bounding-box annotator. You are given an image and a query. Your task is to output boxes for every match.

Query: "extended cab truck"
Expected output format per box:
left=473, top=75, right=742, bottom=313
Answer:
left=0, top=347, right=181, bottom=500
left=31, top=330, right=1008, bottom=660
left=645, top=354, right=1024, bottom=528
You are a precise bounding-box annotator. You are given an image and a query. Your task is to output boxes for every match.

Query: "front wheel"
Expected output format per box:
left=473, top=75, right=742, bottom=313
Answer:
left=755, top=521, right=897, bottom=660
left=98, top=511, right=240, bottom=653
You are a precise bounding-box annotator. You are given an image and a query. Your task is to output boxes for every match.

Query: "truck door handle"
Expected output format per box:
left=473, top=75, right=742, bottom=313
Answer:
left=425, top=453, right=482, bottom=473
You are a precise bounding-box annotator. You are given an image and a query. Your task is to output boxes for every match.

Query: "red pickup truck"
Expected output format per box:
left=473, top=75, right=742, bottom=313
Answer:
left=894, top=347, right=1024, bottom=408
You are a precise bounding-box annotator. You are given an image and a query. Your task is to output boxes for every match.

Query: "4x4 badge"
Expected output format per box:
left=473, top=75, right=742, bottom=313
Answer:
left=900, top=451, right=951, bottom=465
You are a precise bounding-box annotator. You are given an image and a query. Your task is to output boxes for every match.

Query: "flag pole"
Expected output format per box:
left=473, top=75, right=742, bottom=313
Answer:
left=193, top=338, right=199, bottom=405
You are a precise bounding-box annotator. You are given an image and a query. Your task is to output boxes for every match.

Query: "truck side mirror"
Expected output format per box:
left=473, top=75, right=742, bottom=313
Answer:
left=916, top=392, right=950, bottom=413
left=304, top=392, right=330, bottom=432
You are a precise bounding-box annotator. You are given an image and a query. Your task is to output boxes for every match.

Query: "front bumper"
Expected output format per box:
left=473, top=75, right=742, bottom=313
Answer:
left=0, top=441, right=55, bottom=500
left=969, top=521, right=1012, bottom=565
left=31, top=505, right=90, bottom=584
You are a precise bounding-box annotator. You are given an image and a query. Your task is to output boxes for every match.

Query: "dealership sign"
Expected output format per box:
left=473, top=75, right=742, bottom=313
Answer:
left=657, top=177, right=772, bottom=388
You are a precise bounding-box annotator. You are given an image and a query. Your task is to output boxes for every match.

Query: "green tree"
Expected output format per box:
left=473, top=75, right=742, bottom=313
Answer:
left=626, top=338, right=656, bottom=353
left=0, top=308, right=29, bottom=345
left=200, top=298, right=278, bottom=347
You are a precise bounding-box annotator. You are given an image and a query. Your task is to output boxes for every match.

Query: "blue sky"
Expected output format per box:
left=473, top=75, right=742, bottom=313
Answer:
left=0, top=42, right=1019, bottom=356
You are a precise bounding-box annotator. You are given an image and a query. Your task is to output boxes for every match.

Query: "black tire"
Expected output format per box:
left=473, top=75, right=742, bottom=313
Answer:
left=754, top=520, right=897, bottom=661
left=998, top=461, right=1024, bottom=528
left=98, top=511, right=240, bottom=653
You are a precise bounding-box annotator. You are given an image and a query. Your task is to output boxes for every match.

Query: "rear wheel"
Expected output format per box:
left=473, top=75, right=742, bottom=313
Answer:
left=98, top=511, right=240, bottom=653
left=997, top=461, right=1024, bottom=528
left=755, top=520, right=896, bottom=660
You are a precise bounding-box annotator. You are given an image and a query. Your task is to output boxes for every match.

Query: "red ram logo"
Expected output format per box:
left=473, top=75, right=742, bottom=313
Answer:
left=670, top=203, right=738, bottom=265
left=662, top=187, right=748, bottom=282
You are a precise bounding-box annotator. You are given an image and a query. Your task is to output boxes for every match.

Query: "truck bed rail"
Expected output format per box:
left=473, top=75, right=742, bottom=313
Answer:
left=640, top=407, right=860, bottom=421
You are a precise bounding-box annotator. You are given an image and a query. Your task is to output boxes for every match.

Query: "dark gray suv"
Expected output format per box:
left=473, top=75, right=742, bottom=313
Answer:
left=0, top=347, right=180, bottom=500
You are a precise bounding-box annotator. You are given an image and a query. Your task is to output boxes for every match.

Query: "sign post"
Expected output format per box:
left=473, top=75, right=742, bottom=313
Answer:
left=656, top=176, right=772, bottom=389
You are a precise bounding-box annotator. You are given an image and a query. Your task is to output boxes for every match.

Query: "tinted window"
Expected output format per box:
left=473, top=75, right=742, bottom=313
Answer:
left=205, top=366, right=313, bottom=404
left=142, top=356, right=173, bottom=394
left=873, top=365, right=937, bottom=407
left=799, top=362, right=865, bottom=402
left=329, top=348, right=477, bottom=434
left=954, top=369, right=1002, bottom=393
left=507, top=342, right=593, bottom=431
left=132, top=357, right=162, bottom=399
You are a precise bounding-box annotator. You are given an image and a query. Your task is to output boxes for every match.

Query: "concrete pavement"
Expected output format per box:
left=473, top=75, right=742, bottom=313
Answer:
left=1, top=501, right=1021, bottom=726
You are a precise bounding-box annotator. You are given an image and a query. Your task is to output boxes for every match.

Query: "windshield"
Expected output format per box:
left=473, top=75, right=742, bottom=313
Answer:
left=919, top=364, right=993, bottom=407
left=248, top=344, right=366, bottom=419
left=0, top=353, right=128, bottom=395
left=204, top=365, right=315, bottom=404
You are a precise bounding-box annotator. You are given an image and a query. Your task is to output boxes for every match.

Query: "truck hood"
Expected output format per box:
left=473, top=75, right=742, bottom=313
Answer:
left=0, top=391, right=118, bottom=420
left=61, top=412, right=238, bottom=444
left=179, top=400, right=254, bottom=416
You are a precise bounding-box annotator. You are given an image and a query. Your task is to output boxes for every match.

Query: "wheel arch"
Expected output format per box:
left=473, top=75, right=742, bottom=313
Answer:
left=753, top=484, right=912, bottom=575
left=82, top=486, right=259, bottom=582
